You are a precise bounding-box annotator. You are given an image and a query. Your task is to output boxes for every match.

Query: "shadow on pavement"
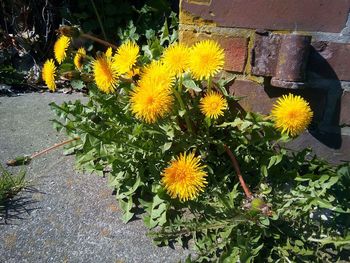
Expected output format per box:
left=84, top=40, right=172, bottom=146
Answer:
left=0, top=186, right=43, bottom=225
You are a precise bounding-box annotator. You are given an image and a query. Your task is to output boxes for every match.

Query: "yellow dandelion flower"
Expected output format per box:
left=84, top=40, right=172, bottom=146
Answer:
left=271, top=93, right=313, bottom=137
left=92, top=55, right=119, bottom=94
left=105, top=47, right=113, bottom=58
left=189, top=39, right=225, bottom=80
left=42, top=59, right=57, bottom=91
left=74, top=47, right=86, bottom=70
left=139, top=60, right=174, bottom=90
left=162, top=43, right=190, bottom=77
left=113, top=41, right=139, bottom=75
left=54, top=35, right=70, bottom=64
left=200, top=92, right=228, bottom=119
left=130, top=80, right=174, bottom=123
left=162, top=152, right=207, bottom=202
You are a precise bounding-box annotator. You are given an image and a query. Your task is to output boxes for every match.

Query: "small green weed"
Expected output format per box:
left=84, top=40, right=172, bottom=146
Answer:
left=0, top=164, right=26, bottom=207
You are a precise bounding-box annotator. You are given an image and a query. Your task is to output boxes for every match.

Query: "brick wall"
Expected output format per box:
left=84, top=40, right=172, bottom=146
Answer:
left=179, top=0, right=350, bottom=163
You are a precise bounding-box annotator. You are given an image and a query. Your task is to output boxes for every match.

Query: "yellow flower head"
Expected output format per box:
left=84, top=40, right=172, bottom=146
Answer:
left=92, top=55, right=119, bottom=94
left=113, top=41, right=139, bottom=75
left=271, top=93, right=313, bottom=137
left=105, top=47, right=113, bottom=58
left=162, top=43, right=190, bottom=77
left=162, top=152, right=207, bottom=202
left=42, top=59, right=57, bottom=91
left=200, top=92, right=228, bottom=119
left=189, top=40, right=225, bottom=80
left=139, top=60, right=174, bottom=90
left=130, top=79, right=174, bottom=123
left=54, top=35, right=70, bottom=64
left=74, top=47, right=86, bottom=70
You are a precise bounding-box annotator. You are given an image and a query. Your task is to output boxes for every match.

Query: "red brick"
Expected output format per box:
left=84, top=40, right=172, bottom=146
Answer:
left=181, top=0, right=350, bottom=33
left=180, top=30, right=247, bottom=72
left=340, top=91, right=350, bottom=125
left=228, top=80, right=273, bottom=114
left=309, top=42, right=350, bottom=81
left=228, top=80, right=326, bottom=121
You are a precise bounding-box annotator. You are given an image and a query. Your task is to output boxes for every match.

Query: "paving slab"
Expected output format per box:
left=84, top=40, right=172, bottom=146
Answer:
left=0, top=92, right=188, bottom=263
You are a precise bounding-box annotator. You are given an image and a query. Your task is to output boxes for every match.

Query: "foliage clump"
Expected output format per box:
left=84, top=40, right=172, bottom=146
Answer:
left=0, top=164, right=26, bottom=208
left=45, top=24, right=350, bottom=262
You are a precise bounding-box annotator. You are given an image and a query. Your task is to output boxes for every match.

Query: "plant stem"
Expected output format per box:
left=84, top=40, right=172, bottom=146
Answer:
left=6, top=137, right=80, bottom=166
left=207, top=76, right=212, bottom=93
left=30, top=138, right=80, bottom=159
left=89, top=0, right=107, bottom=41
left=81, top=33, right=119, bottom=50
left=178, top=75, right=183, bottom=93
left=224, top=144, right=252, bottom=198
left=173, top=88, right=193, bottom=133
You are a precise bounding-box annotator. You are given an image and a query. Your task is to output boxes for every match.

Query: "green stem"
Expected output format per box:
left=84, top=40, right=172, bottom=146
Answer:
left=178, top=75, right=183, bottom=93
left=207, top=76, right=212, bottom=93
left=90, top=0, right=107, bottom=41
left=173, top=88, right=193, bottom=133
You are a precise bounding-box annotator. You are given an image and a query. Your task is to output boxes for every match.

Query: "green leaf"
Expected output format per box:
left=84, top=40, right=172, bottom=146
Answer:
left=119, top=198, right=134, bottom=223
left=59, top=63, right=75, bottom=72
left=161, top=142, right=172, bottom=153
left=178, top=109, right=186, bottom=117
left=183, top=79, right=202, bottom=92
left=70, top=80, right=85, bottom=90
left=268, top=155, right=283, bottom=169
left=308, top=235, right=350, bottom=248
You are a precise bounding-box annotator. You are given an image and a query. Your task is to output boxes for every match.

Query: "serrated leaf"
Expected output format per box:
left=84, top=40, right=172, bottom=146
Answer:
left=183, top=79, right=202, bottom=92
left=268, top=155, right=283, bottom=169
left=119, top=198, right=134, bottom=223
left=178, top=109, right=186, bottom=117
left=70, top=80, right=85, bottom=90
left=161, top=142, right=172, bottom=153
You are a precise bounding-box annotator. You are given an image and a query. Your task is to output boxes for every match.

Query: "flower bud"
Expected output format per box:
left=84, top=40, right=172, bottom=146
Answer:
left=58, top=26, right=80, bottom=38
left=62, top=71, right=80, bottom=80
left=250, top=198, right=265, bottom=212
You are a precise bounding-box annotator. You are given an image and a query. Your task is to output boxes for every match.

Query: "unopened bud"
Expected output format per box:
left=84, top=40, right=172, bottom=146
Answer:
left=58, top=26, right=80, bottom=38
left=62, top=71, right=80, bottom=80
left=6, top=155, right=31, bottom=166
left=250, top=198, right=265, bottom=212
left=81, top=73, right=94, bottom=83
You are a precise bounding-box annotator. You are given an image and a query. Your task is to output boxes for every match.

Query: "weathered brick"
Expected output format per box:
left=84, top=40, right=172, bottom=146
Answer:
left=228, top=80, right=326, bottom=122
left=309, top=42, right=350, bottom=81
left=181, top=0, right=350, bottom=33
left=340, top=90, right=350, bottom=125
left=228, top=80, right=273, bottom=114
left=180, top=30, right=247, bottom=72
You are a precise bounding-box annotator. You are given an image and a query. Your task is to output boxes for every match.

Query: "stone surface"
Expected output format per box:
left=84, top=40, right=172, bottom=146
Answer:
left=181, top=0, right=350, bottom=33
left=340, top=90, right=350, bottom=125
left=0, top=93, right=188, bottom=263
left=309, top=42, right=350, bottom=81
left=180, top=30, right=248, bottom=72
left=286, top=131, right=350, bottom=164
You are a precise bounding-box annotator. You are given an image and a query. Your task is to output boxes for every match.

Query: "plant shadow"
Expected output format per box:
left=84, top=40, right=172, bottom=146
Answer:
left=0, top=186, right=43, bottom=225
